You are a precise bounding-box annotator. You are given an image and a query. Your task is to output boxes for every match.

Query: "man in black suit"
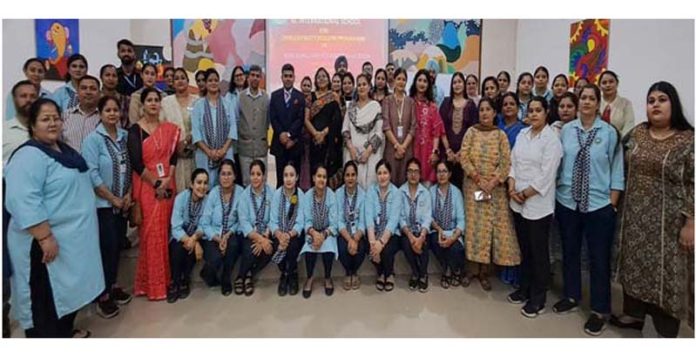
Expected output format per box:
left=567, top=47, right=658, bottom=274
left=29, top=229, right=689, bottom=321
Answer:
left=269, top=63, right=305, bottom=188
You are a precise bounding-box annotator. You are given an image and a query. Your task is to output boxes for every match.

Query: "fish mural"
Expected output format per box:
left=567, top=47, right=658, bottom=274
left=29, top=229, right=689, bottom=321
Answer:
left=35, top=19, right=79, bottom=80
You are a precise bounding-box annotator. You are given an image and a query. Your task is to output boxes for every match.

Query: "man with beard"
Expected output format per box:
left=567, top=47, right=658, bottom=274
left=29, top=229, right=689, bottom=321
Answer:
left=116, top=39, right=142, bottom=96
left=62, top=75, right=101, bottom=152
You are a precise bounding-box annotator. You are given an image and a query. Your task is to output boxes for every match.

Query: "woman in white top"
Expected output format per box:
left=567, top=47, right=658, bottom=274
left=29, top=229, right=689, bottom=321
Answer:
left=506, top=96, right=563, bottom=318
left=599, top=70, right=635, bottom=137
left=161, top=67, right=198, bottom=192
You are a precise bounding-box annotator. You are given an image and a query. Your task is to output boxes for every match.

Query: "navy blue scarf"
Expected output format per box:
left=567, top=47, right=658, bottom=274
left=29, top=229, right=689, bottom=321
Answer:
left=10, top=139, right=88, bottom=173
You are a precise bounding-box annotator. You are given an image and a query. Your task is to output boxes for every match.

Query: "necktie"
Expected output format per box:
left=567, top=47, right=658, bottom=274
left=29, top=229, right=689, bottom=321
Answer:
left=601, top=104, right=611, bottom=123
left=284, top=90, right=291, bottom=105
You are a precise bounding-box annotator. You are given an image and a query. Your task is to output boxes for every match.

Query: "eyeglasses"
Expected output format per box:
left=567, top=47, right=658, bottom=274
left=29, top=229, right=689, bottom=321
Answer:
left=407, top=169, right=420, bottom=174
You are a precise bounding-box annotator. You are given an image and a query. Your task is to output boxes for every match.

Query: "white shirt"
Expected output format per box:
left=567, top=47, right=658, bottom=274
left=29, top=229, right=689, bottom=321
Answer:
left=508, top=125, right=563, bottom=220
left=3, top=117, right=29, bottom=165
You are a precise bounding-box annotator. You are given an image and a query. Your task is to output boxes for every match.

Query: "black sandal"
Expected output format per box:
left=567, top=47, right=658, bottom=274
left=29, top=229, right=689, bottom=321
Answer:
left=234, top=277, right=245, bottom=295
left=451, top=273, right=461, bottom=287
left=375, top=275, right=385, bottom=291
left=384, top=275, right=395, bottom=292
left=243, top=276, right=254, bottom=296
left=440, top=274, right=451, bottom=289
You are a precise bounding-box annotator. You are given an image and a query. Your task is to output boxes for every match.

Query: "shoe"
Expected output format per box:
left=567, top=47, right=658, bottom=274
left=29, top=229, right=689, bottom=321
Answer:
left=375, top=276, right=385, bottom=291
left=110, top=287, right=132, bottom=305
left=609, top=315, right=644, bottom=330
left=408, top=276, right=418, bottom=291
left=478, top=276, right=492, bottom=291
left=418, top=277, right=429, bottom=293
left=450, top=273, right=461, bottom=287
left=166, top=285, right=179, bottom=304
left=552, top=298, right=579, bottom=314
left=324, top=278, right=334, bottom=296
left=584, top=313, right=607, bottom=336
left=302, top=278, right=313, bottom=299
left=351, top=275, right=361, bottom=290
left=288, top=273, right=299, bottom=296
left=221, top=284, right=233, bottom=296
left=440, top=274, right=451, bottom=289
left=234, top=277, right=245, bottom=295
left=460, top=274, right=472, bottom=287
left=384, top=275, right=395, bottom=292
left=243, top=276, right=254, bottom=296
left=278, top=274, right=289, bottom=297
left=179, top=282, right=191, bottom=300
left=343, top=275, right=352, bottom=291
left=97, top=298, right=120, bottom=319
left=507, top=290, right=528, bottom=305
left=521, top=303, right=546, bottom=318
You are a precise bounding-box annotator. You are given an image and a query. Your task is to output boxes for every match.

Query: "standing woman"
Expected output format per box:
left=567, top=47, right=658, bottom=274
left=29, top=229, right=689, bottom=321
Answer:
left=269, top=163, right=305, bottom=297
left=237, top=160, right=274, bottom=296
left=191, top=68, right=238, bottom=187
left=341, top=72, right=356, bottom=105
left=228, top=65, right=248, bottom=99
left=302, top=76, right=314, bottom=100
left=573, top=77, right=589, bottom=94
left=161, top=67, right=198, bottom=193
left=497, top=71, right=512, bottom=94
left=195, top=70, right=207, bottom=97
left=551, top=92, right=578, bottom=136
left=299, top=76, right=314, bottom=191
left=497, top=92, right=527, bottom=148
left=398, top=158, right=432, bottom=292
left=336, top=161, right=367, bottom=290
left=300, top=165, right=339, bottom=298
left=5, top=58, right=52, bottom=121
left=200, top=160, right=244, bottom=296
left=439, top=72, right=478, bottom=189
left=429, top=160, right=466, bottom=288
left=52, top=54, right=88, bottom=111
left=82, top=95, right=134, bottom=318
left=330, top=73, right=342, bottom=97
left=548, top=74, right=569, bottom=124
left=128, top=63, right=161, bottom=126
left=410, top=69, right=445, bottom=185
left=516, top=72, right=534, bottom=122
left=506, top=96, right=563, bottom=318
left=163, top=67, right=176, bottom=95
left=553, top=84, right=624, bottom=336
left=127, top=87, right=180, bottom=301
left=460, top=98, right=519, bottom=291
left=481, top=76, right=501, bottom=111
left=465, top=74, right=480, bottom=106
left=382, top=68, right=416, bottom=187
left=5, top=98, right=102, bottom=337
left=532, top=66, right=552, bottom=103
left=167, top=169, right=209, bottom=303
left=305, top=67, right=343, bottom=187
left=365, top=160, right=402, bottom=292
left=372, top=68, right=390, bottom=105
left=100, top=65, right=129, bottom=129
left=599, top=70, right=636, bottom=137
left=342, top=74, right=384, bottom=189
left=611, top=81, right=693, bottom=338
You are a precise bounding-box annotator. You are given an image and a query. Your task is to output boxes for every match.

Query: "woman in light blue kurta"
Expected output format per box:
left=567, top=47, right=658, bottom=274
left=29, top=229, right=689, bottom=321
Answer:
left=191, top=68, right=238, bottom=187
left=398, top=158, right=432, bottom=292
left=365, top=159, right=402, bottom=292
left=81, top=96, right=132, bottom=318
left=4, top=98, right=103, bottom=337
left=532, top=66, right=553, bottom=104
left=336, top=161, right=367, bottom=290
left=5, top=58, right=51, bottom=121
left=429, top=160, right=466, bottom=289
left=51, top=54, right=88, bottom=112
left=269, top=163, right=305, bottom=297
left=168, top=168, right=208, bottom=303
left=237, top=159, right=274, bottom=296
left=199, top=160, right=244, bottom=296
left=300, top=165, right=339, bottom=298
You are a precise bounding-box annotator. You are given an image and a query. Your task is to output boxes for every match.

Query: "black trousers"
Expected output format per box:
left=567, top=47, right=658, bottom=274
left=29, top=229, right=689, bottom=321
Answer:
left=623, top=291, right=681, bottom=338
left=370, top=237, right=400, bottom=277
left=97, top=208, right=127, bottom=294
left=232, top=153, right=243, bottom=187
left=305, top=252, right=334, bottom=278
left=513, top=212, right=552, bottom=306
left=239, top=234, right=305, bottom=277
left=3, top=276, right=10, bottom=338
left=201, top=235, right=242, bottom=288
left=428, top=233, right=465, bottom=275
left=399, top=235, right=429, bottom=279
left=168, top=240, right=196, bottom=287
left=24, top=240, right=77, bottom=338
left=275, top=151, right=302, bottom=189
left=337, top=236, right=368, bottom=276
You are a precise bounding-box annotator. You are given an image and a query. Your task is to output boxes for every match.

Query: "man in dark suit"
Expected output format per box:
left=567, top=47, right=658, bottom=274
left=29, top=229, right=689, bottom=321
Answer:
left=269, top=63, right=305, bottom=188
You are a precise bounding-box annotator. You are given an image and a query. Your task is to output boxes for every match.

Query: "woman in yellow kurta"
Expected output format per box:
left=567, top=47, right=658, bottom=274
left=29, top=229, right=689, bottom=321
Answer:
left=460, top=97, right=520, bottom=291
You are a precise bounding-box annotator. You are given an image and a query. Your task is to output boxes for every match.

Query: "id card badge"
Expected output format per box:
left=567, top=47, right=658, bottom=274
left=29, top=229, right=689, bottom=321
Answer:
left=156, top=163, right=166, bottom=178
left=376, top=215, right=381, bottom=226
left=397, top=125, right=404, bottom=139
left=119, top=160, right=127, bottom=176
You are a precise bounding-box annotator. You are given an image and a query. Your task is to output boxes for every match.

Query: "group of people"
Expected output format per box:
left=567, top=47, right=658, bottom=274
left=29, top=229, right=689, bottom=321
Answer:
left=2, top=38, right=693, bottom=339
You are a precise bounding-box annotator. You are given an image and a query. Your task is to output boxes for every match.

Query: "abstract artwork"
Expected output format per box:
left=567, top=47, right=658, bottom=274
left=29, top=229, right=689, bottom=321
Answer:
left=35, top=19, right=79, bottom=80
left=388, top=19, right=481, bottom=76
left=171, top=19, right=265, bottom=92
left=133, top=44, right=172, bottom=89
left=569, top=19, right=610, bottom=87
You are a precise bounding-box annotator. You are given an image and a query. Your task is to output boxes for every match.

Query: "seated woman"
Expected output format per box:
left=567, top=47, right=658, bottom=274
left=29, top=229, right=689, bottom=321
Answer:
left=398, top=158, right=432, bottom=293
left=429, top=160, right=466, bottom=289
left=200, top=160, right=244, bottom=296
left=300, top=165, right=339, bottom=298
left=168, top=169, right=209, bottom=303
left=336, top=161, right=367, bottom=290
left=237, top=160, right=274, bottom=296
left=365, top=159, right=402, bottom=292
left=269, top=163, right=305, bottom=297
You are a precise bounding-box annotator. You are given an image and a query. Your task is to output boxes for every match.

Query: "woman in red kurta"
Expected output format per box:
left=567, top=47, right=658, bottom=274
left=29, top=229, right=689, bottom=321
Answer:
left=410, top=69, right=444, bottom=184
left=127, top=88, right=180, bottom=300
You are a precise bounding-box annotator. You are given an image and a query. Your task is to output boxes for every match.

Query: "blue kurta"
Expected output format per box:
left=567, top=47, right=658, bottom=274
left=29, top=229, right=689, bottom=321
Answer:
left=269, top=187, right=305, bottom=235
left=429, top=183, right=466, bottom=243
left=497, top=115, right=527, bottom=148
left=238, top=184, right=274, bottom=238
left=170, top=189, right=207, bottom=242
left=51, top=82, right=78, bottom=112
left=200, top=184, right=243, bottom=240
left=4, top=146, right=104, bottom=329
left=191, top=96, right=238, bottom=186
left=300, top=188, right=338, bottom=258
left=335, top=185, right=366, bottom=237
left=365, top=183, right=402, bottom=237
left=81, top=124, right=130, bottom=209
left=398, top=183, right=432, bottom=235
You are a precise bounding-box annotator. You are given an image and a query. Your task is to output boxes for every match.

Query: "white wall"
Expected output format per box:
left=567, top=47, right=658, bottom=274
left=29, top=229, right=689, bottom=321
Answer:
left=481, top=19, right=517, bottom=81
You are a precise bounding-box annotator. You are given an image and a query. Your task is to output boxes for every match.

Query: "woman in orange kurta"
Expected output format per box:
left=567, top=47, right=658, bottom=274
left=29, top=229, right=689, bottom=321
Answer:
left=127, top=88, right=180, bottom=300
left=460, top=98, right=519, bottom=291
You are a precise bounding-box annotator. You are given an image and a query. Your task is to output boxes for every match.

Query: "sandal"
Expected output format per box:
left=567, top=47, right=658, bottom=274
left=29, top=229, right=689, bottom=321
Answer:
left=384, top=275, right=395, bottom=292
left=243, top=276, right=255, bottom=296
left=72, top=329, right=91, bottom=338
left=375, top=275, right=385, bottom=291
left=351, top=275, right=361, bottom=290
left=234, top=277, right=245, bottom=295
left=461, top=273, right=474, bottom=287
left=451, top=273, right=461, bottom=287
left=440, top=274, right=451, bottom=289
left=479, top=276, right=492, bottom=291
left=343, top=275, right=352, bottom=291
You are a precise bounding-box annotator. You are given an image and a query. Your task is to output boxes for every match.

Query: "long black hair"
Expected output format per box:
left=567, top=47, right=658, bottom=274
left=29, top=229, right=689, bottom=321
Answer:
left=647, top=81, right=693, bottom=131
left=409, top=69, right=434, bottom=103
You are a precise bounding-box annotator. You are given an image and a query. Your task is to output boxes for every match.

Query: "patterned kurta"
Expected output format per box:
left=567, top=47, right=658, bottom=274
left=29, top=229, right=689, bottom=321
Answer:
left=460, top=125, right=520, bottom=266
left=618, top=123, right=694, bottom=319
left=413, top=98, right=444, bottom=183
